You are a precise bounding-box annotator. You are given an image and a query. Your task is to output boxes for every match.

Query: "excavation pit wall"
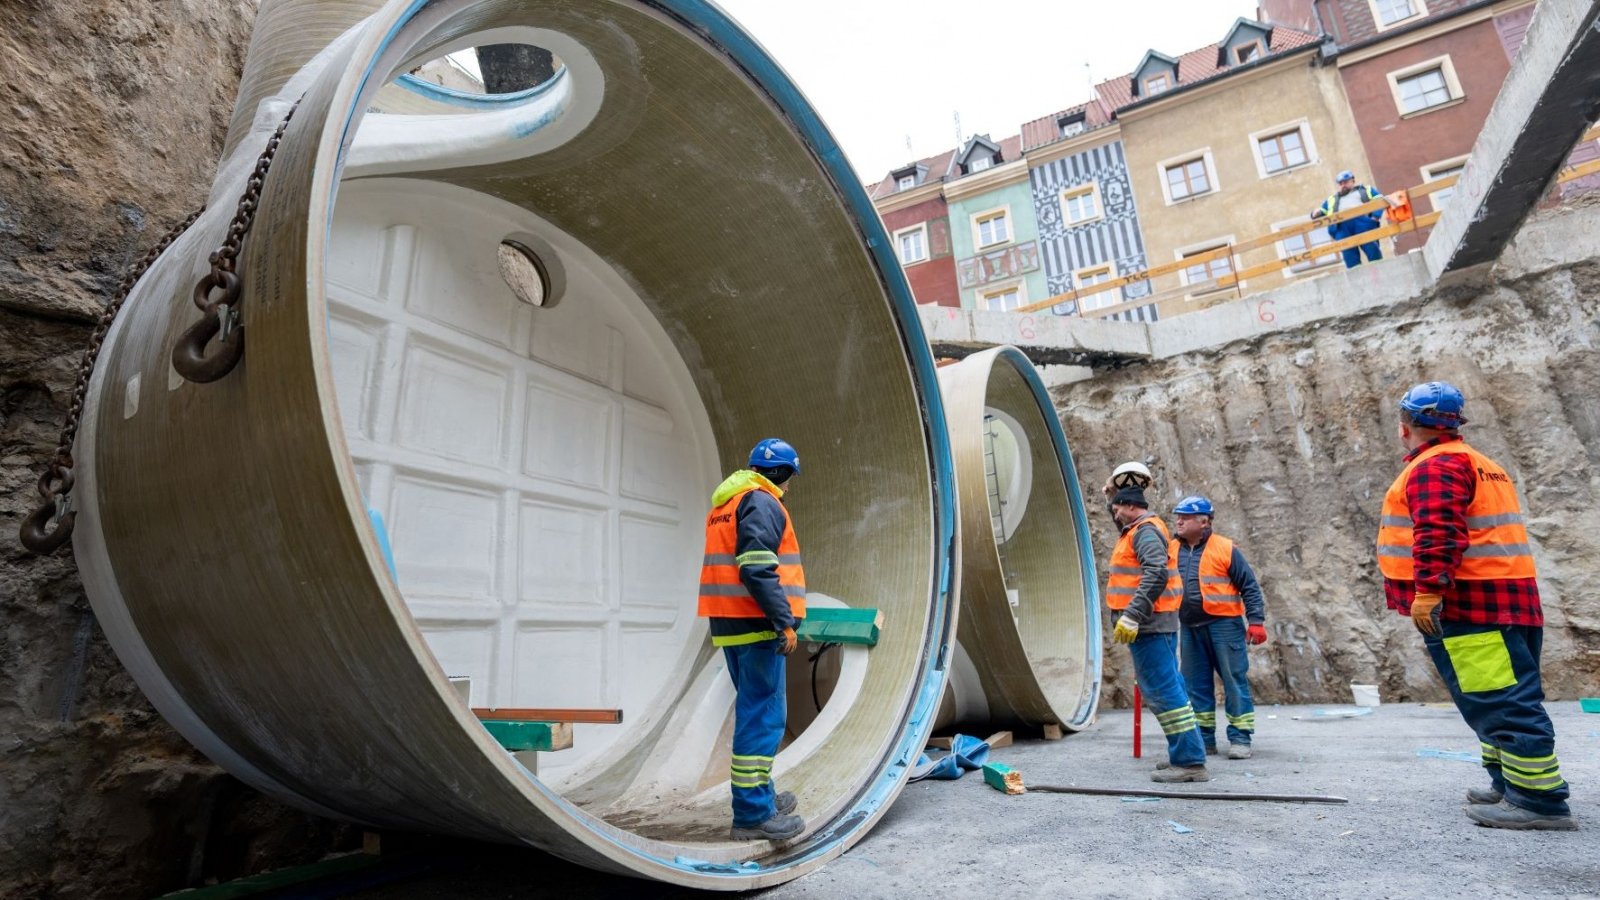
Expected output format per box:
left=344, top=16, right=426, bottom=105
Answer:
left=1055, top=207, right=1600, bottom=708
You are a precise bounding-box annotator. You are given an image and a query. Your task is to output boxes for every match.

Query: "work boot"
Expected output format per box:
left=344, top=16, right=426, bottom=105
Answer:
left=1151, top=765, right=1209, bottom=784
left=731, top=813, right=806, bottom=841
left=1465, top=786, right=1504, bottom=805
left=775, top=790, right=798, bottom=816
left=1204, top=744, right=1220, bottom=756
left=1228, top=744, right=1252, bottom=760
left=1464, top=801, right=1577, bottom=831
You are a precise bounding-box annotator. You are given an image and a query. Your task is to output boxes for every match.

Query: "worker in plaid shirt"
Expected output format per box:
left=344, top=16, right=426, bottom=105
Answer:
left=1377, top=382, right=1575, bottom=831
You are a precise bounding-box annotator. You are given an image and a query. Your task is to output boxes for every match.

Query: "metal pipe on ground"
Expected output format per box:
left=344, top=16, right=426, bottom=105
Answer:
left=69, top=0, right=959, bottom=889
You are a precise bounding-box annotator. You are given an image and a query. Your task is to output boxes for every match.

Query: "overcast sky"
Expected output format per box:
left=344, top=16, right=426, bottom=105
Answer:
left=711, top=0, right=1265, bottom=180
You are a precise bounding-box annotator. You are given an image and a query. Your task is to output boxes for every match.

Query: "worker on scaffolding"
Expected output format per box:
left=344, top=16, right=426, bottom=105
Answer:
left=1102, top=462, right=1209, bottom=783
left=1378, top=382, right=1575, bottom=831
left=1170, top=495, right=1267, bottom=760
left=1312, top=169, right=1384, bottom=268
left=698, top=438, right=808, bottom=841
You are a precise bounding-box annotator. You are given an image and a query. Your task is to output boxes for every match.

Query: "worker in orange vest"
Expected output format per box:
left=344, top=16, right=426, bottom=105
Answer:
left=1379, top=382, right=1574, bottom=831
left=1170, top=496, right=1267, bottom=760
left=1102, top=463, right=1208, bottom=782
left=698, top=438, right=807, bottom=841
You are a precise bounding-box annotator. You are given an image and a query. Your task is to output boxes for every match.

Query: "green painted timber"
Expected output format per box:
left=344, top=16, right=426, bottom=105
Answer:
left=480, top=720, right=573, bottom=751
left=796, top=607, right=881, bottom=646
left=982, top=762, right=1025, bottom=795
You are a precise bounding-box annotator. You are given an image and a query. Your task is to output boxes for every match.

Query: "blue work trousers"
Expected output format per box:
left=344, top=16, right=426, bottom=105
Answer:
left=723, top=640, right=787, bottom=827
left=1126, top=631, right=1207, bottom=768
left=1332, top=216, right=1382, bottom=268
left=1423, top=622, right=1570, bottom=816
left=1181, top=616, right=1255, bottom=747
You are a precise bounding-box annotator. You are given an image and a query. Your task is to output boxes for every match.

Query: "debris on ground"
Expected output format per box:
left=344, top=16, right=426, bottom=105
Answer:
left=1168, top=821, right=1194, bottom=834
left=1416, top=749, right=1478, bottom=763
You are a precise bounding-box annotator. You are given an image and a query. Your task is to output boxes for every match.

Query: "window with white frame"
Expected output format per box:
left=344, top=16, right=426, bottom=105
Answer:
left=1370, top=0, right=1426, bottom=28
left=1180, top=244, right=1233, bottom=294
left=1256, top=127, right=1311, bottom=175
left=1059, top=113, right=1087, bottom=138
left=1075, top=264, right=1118, bottom=312
left=969, top=155, right=994, bottom=173
left=1274, top=221, right=1340, bottom=274
left=980, top=284, right=1023, bottom=311
left=1145, top=72, right=1171, bottom=95
left=896, top=224, right=928, bottom=265
left=974, top=210, right=1010, bottom=248
left=898, top=174, right=916, bottom=190
left=1422, top=157, right=1467, bottom=213
left=1389, top=57, right=1461, bottom=115
left=1060, top=184, right=1101, bottom=225
left=1164, top=155, right=1213, bottom=201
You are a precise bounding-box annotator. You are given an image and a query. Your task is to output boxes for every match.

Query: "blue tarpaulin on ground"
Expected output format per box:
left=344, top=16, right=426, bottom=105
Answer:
left=910, top=734, right=991, bottom=782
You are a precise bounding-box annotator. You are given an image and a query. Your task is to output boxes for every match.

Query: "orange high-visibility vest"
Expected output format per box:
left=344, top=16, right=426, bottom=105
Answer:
left=1376, top=441, right=1536, bottom=582
left=697, top=481, right=806, bottom=619
left=1107, top=515, right=1182, bottom=613
left=1170, top=534, right=1243, bottom=617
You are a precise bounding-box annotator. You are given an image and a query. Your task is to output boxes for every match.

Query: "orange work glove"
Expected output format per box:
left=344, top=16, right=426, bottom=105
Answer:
left=778, top=627, right=797, bottom=656
left=1246, top=623, right=1268, bottom=645
left=1411, top=593, right=1443, bottom=636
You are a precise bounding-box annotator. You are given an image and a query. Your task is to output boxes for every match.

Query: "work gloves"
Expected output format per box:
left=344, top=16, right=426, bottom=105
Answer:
left=1112, top=615, right=1140, bottom=645
left=779, top=627, right=798, bottom=656
left=1247, top=623, right=1268, bottom=645
left=1411, top=593, right=1443, bottom=636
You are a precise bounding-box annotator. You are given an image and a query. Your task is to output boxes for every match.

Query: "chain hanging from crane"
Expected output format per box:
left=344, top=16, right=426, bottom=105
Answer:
left=18, top=103, right=298, bottom=555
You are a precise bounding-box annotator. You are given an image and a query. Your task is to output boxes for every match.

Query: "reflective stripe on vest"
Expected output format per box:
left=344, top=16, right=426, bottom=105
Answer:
left=1375, top=441, right=1537, bottom=582
left=697, top=482, right=806, bottom=619
left=1171, top=534, right=1243, bottom=617
left=1106, top=515, right=1182, bottom=612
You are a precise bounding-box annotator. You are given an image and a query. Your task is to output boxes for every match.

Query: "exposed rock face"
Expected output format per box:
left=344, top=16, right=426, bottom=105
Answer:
left=1, top=2, right=356, bottom=896
left=1060, top=257, right=1600, bottom=710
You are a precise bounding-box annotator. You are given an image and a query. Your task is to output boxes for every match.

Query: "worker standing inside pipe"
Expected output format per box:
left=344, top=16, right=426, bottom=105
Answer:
left=1103, top=463, right=1209, bottom=783
left=1170, top=496, right=1267, bottom=761
left=1378, top=383, right=1575, bottom=831
left=698, top=438, right=808, bottom=841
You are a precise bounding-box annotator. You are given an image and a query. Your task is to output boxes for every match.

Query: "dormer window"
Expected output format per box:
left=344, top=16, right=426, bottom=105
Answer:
left=1234, top=41, right=1263, bottom=64
left=1058, top=112, right=1087, bottom=138
left=969, top=156, right=994, bottom=173
left=898, top=174, right=917, bottom=190
left=1145, top=72, right=1171, bottom=95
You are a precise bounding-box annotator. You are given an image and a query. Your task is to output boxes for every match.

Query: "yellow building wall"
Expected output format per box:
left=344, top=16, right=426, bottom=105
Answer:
left=1117, top=56, right=1376, bottom=310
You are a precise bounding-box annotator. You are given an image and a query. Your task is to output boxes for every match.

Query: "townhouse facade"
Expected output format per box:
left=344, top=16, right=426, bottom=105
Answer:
left=868, top=149, right=962, bottom=308
left=1021, top=102, right=1157, bottom=321
left=1099, top=18, right=1375, bottom=305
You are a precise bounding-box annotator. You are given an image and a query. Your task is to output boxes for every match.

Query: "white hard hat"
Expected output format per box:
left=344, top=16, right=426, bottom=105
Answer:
left=1111, top=461, right=1153, bottom=489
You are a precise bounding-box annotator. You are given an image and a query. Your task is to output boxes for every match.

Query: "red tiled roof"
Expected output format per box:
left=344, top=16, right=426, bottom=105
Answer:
left=868, top=148, right=956, bottom=201
left=1095, top=25, right=1320, bottom=112
left=1020, top=100, right=1114, bottom=151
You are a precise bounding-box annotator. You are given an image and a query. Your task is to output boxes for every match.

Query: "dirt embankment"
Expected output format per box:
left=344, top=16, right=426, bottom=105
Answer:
left=1, top=2, right=357, bottom=897
left=1061, top=259, right=1600, bottom=709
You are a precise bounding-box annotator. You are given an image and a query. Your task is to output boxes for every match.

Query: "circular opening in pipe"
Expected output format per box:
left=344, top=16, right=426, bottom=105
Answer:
left=498, top=240, right=555, bottom=307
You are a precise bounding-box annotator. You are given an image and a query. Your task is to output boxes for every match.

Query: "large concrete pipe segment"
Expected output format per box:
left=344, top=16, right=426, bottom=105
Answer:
left=68, top=0, right=959, bottom=888
left=936, top=347, right=1102, bottom=731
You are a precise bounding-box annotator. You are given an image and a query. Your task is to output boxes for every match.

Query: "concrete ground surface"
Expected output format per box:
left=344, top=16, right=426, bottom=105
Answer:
left=344, top=703, right=1598, bottom=900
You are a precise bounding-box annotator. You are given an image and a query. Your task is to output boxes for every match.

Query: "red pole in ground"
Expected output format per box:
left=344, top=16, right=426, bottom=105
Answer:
left=1132, top=682, right=1142, bottom=759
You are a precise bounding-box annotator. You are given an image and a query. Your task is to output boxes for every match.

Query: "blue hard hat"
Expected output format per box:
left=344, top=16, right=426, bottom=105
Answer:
left=749, top=438, right=800, bottom=474
left=1173, top=495, right=1214, bottom=516
left=1399, top=381, right=1468, bottom=429
left=1337, top=170, right=1355, bottom=182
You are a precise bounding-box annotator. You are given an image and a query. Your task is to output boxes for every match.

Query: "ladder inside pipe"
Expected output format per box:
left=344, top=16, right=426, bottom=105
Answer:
left=982, top=415, right=1022, bottom=616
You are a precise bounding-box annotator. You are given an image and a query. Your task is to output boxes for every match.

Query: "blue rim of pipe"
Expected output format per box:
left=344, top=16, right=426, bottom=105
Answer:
left=392, top=64, right=568, bottom=109
left=992, top=345, right=1104, bottom=729
left=334, top=0, right=961, bottom=882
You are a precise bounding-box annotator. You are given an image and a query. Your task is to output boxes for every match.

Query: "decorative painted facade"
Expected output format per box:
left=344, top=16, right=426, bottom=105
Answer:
left=867, top=149, right=961, bottom=307
left=942, top=134, right=1048, bottom=311
left=1022, top=101, right=1153, bottom=321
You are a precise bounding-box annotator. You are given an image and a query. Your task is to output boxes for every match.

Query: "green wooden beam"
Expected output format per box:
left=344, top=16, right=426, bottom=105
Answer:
left=796, top=606, right=881, bottom=646
left=480, top=720, right=574, bottom=751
